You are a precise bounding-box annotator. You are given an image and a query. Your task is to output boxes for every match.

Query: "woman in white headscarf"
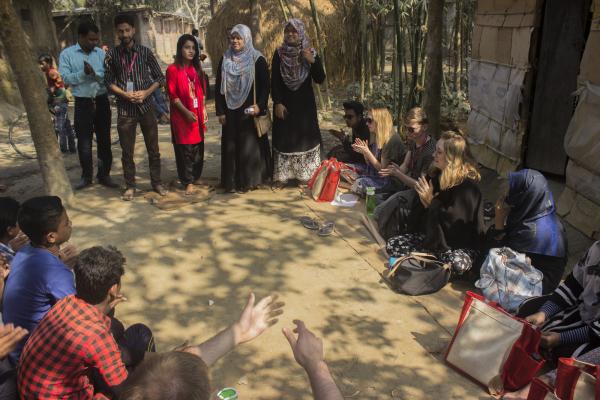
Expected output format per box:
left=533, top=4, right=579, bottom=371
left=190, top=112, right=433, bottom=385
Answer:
left=271, top=18, right=326, bottom=187
left=216, top=24, right=272, bottom=193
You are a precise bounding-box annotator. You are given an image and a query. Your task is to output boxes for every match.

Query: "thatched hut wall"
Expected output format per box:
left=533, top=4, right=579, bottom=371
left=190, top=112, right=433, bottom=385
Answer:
left=205, top=0, right=354, bottom=82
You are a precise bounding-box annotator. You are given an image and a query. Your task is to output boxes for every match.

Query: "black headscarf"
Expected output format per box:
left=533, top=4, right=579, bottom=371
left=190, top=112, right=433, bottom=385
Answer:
left=504, top=169, right=566, bottom=257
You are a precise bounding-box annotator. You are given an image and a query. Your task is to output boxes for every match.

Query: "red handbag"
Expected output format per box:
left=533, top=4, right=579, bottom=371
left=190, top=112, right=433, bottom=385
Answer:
left=445, top=291, right=544, bottom=395
left=501, top=322, right=545, bottom=391
left=554, top=357, right=600, bottom=400
left=527, top=378, right=559, bottom=399
left=308, top=158, right=348, bottom=202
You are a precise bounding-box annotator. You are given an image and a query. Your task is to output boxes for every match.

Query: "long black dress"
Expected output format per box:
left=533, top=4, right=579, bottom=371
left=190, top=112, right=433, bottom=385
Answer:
left=271, top=52, right=326, bottom=183
left=216, top=56, right=272, bottom=192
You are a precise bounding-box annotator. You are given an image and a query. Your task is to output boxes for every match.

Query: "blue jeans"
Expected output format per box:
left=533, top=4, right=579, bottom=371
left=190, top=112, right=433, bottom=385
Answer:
left=52, top=101, right=75, bottom=152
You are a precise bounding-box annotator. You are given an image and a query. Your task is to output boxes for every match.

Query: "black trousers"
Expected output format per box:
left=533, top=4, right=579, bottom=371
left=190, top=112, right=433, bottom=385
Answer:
left=173, top=142, right=204, bottom=185
left=74, top=95, right=112, bottom=181
left=93, top=318, right=155, bottom=397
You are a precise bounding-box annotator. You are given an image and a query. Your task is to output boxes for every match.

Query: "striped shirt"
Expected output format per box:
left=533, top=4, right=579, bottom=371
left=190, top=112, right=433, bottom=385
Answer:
left=104, top=43, right=165, bottom=117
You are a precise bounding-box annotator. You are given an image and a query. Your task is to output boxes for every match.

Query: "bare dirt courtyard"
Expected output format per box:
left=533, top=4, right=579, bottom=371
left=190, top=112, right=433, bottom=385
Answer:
left=0, top=102, right=547, bottom=400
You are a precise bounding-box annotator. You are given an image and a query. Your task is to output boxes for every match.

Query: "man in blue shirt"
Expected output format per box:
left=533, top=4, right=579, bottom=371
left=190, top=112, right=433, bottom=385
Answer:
left=2, top=196, right=76, bottom=365
left=59, top=21, right=118, bottom=191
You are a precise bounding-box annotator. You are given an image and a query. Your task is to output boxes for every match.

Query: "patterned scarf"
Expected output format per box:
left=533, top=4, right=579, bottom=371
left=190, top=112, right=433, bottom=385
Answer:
left=277, top=19, right=313, bottom=91
left=220, top=24, right=263, bottom=110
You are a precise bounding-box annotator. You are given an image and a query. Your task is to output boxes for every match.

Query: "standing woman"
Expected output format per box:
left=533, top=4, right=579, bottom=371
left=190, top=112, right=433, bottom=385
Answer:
left=216, top=24, right=272, bottom=193
left=271, top=19, right=326, bottom=186
left=166, top=34, right=207, bottom=195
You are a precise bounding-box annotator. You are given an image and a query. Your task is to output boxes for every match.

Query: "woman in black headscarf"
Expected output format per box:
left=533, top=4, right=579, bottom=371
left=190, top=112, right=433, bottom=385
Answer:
left=487, top=169, right=567, bottom=292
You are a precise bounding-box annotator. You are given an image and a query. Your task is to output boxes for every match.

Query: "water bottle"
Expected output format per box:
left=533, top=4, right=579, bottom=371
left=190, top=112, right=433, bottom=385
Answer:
left=365, top=187, right=376, bottom=217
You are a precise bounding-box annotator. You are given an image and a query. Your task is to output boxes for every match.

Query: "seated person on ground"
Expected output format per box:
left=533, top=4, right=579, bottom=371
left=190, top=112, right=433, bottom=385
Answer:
left=503, top=345, right=600, bottom=400
left=0, top=323, right=28, bottom=400
left=0, top=197, right=28, bottom=265
left=2, top=196, right=76, bottom=365
left=517, top=241, right=600, bottom=361
left=386, top=131, right=485, bottom=275
left=487, top=169, right=567, bottom=293
left=349, top=107, right=406, bottom=195
left=374, top=107, right=436, bottom=239
left=119, top=320, right=343, bottom=400
left=18, top=245, right=283, bottom=400
left=326, top=100, right=370, bottom=165
left=18, top=246, right=155, bottom=399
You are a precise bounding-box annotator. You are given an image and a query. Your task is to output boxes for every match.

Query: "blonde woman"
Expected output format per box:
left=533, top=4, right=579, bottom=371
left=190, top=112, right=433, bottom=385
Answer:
left=350, top=108, right=405, bottom=195
left=386, top=131, right=485, bottom=274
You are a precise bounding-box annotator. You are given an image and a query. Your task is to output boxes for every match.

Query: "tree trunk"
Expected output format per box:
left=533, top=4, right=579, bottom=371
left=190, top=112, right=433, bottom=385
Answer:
left=424, top=0, right=443, bottom=138
left=278, top=0, right=290, bottom=20
left=379, top=16, right=386, bottom=77
left=309, top=0, right=331, bottom=109
left=0, top=0, right=73, bottom=203
left=453, top=0, right=462, bottom=91
left=249, top=0, right=263, bottom=50
left=393, top=0, right=404, bottom=127
left=359, top=0, right=367, bottom=100
left=210, top=0, right=218, bottom=16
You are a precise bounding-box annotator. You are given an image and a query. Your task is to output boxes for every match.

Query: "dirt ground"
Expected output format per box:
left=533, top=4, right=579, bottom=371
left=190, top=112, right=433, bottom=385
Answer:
left=0, top=100, right=592, bottom=399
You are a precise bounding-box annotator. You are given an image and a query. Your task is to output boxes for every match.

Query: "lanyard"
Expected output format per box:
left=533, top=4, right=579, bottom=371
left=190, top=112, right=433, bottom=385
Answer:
left=120, top=50, right=138, bottom=78
left=186, top=70, right=198, bottom=99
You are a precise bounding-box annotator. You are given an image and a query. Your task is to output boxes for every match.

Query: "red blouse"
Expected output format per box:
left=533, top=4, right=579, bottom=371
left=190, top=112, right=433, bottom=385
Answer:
left=166, top=64, right=206, bottom=144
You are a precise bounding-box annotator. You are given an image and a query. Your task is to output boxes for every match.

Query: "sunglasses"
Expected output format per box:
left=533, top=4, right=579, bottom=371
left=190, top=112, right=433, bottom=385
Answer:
left=343, top=114, right=354, bottom=120
left=365, top=117, right=374, bottom=124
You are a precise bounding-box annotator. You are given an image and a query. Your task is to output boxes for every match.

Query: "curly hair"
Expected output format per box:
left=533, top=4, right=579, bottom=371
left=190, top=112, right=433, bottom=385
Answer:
left=438, top=131, right=480, bottom=190
left=74, top=246, right=125, bottom=304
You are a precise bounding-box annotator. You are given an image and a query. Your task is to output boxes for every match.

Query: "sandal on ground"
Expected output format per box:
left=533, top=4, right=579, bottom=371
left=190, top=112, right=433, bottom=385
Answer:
left=153, top=184, right=168, bottom=196
left=300, top=216, right=319, bottom=230
left=318, top=221, right=335, bottom=236
left=122, top=188, right=135, bottom=201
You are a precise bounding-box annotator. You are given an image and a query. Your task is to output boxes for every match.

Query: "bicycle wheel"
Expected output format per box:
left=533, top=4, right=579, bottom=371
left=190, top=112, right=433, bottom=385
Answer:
left=8, top=113, right=37, bottom=159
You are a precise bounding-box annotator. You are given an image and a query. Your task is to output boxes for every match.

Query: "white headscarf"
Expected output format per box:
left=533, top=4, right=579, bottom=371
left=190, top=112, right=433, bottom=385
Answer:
left=220, top=24, right=264, bottom=110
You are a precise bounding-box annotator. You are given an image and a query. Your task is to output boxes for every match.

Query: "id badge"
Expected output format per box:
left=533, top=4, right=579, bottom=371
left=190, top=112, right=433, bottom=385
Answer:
left=126, top=81, right=134, bottom=93
left=193, top=98, right=199, bottom=109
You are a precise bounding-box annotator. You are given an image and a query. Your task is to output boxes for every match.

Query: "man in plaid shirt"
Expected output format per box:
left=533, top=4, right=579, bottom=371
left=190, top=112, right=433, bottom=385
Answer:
left=18, top=246, right=284, bottom=399
left=18, top=247, right=151, bottom=399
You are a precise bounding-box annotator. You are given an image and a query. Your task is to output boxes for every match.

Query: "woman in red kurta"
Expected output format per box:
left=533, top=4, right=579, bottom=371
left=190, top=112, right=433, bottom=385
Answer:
left=166, top=34, right=207, bottom=195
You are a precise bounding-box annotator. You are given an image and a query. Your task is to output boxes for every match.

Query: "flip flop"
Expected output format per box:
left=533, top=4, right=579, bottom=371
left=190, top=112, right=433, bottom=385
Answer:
left=300, top=216, right=319, bottom=230
left=318, top=221, right=335, bottom=236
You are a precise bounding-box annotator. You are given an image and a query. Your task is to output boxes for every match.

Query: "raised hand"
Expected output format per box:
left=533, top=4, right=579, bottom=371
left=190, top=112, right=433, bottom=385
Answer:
left=109, top=293, right=128, bottom=310
left=302, top=48, right=315, bottom=64
left=8, top=233, right=29, bottom=252
left=58, top=243, right=79, bottom=269
left=233, top=293, right=284, bottom=345
left=0, top=254, right=9, bottom=279
left=0, top=324, right=28, bottom=360
left=379, top=162, right=402, bottom=178
left=415, top=175, right=434, bottom=208
left=282, top=320, right=324, bottom=371
left=351, top=138, right=369, bottom=155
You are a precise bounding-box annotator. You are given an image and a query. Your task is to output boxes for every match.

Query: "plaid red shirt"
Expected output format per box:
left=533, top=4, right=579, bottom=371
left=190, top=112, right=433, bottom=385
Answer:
left=18, top=295, right=128, bottom=399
